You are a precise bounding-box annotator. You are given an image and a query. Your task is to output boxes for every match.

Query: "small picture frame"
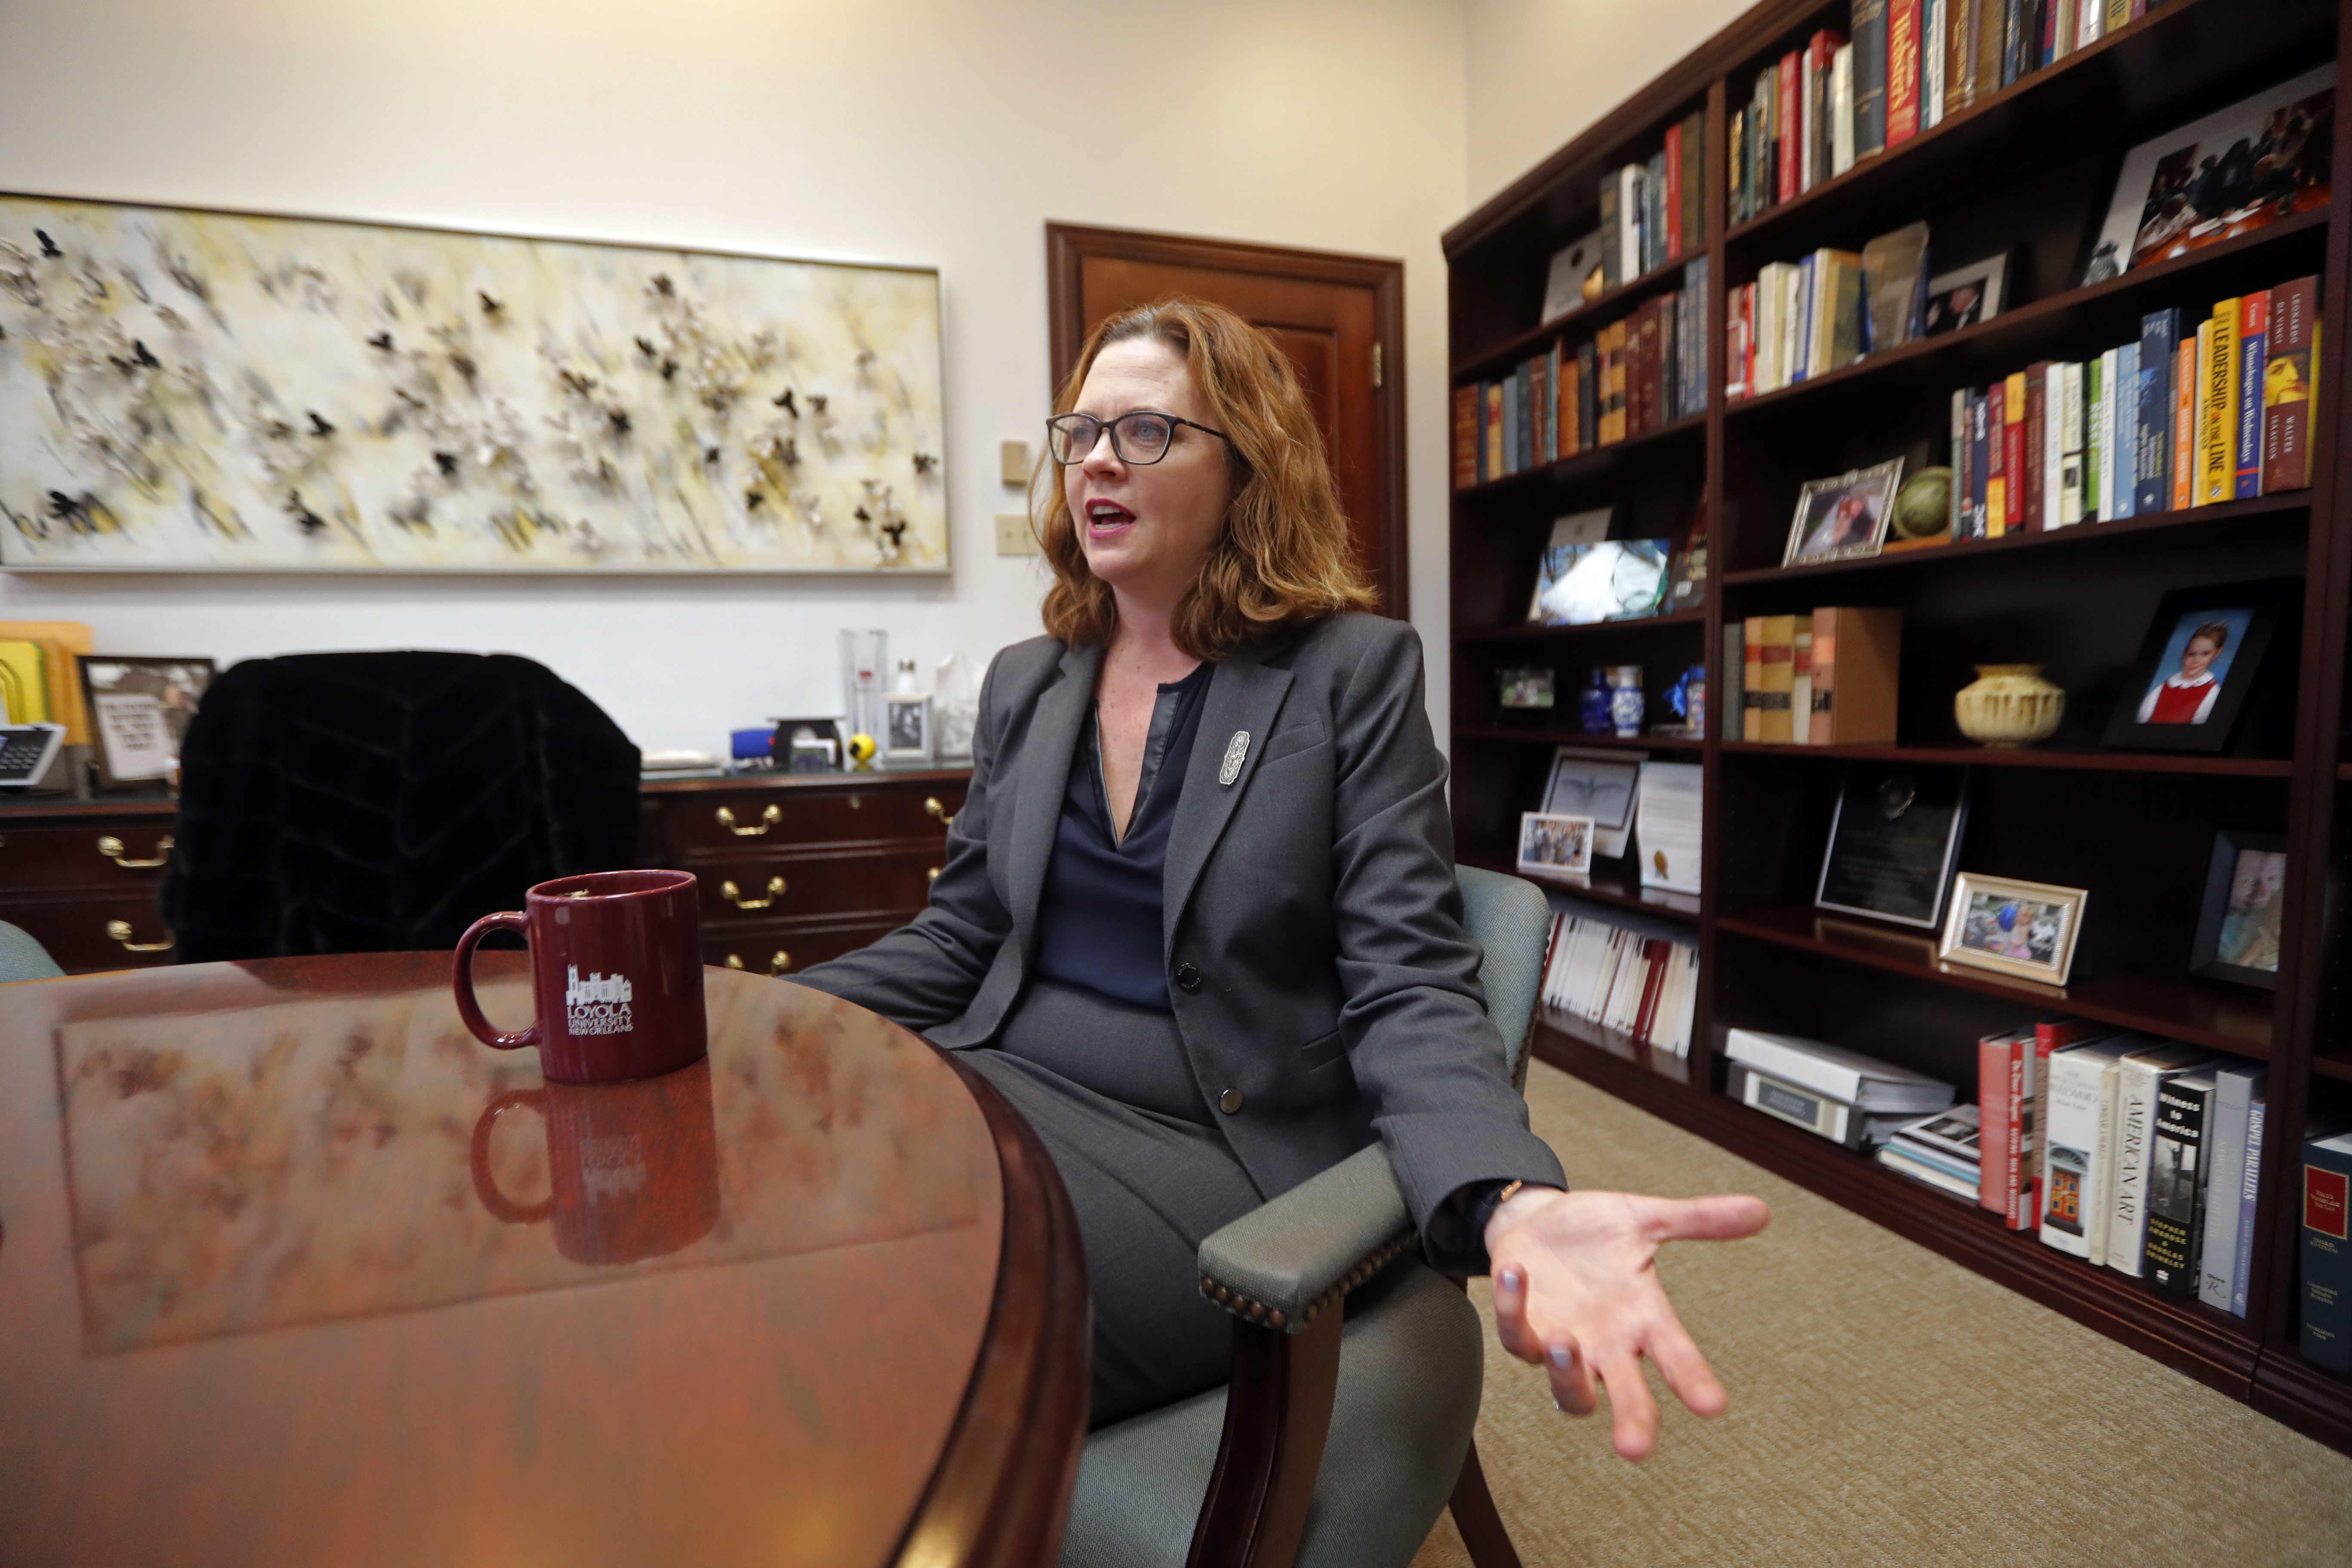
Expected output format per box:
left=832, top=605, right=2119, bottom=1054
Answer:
left=882, top=692, right=933, bottom=765
left=1784, top=460, right=1903, bottom=567
left=1938, top=871, right=2088, bottom=987
left=1517, top=812, right=1595, bottom=879
left=77, top=655, right=214, bottom=788
left=1921, top=251, right=2010, bottom=337
left=2188, top=828, right=2289, bottom=989
left=1498, top=667, right=1556, bottom=710
left=2100, top=579, right=2295, bottom=753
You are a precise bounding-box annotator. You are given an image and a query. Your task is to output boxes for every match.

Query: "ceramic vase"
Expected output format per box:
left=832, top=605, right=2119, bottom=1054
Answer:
left=1955, top=664, right=2064, bottom=747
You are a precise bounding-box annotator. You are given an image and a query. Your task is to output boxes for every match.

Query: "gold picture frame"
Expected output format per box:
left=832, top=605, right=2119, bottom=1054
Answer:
left=1937, top=871, right=2088, bottom=987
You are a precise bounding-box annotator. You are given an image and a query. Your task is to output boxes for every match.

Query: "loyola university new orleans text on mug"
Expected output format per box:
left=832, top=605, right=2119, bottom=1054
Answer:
left=453, top=869, right=709, bottom=1084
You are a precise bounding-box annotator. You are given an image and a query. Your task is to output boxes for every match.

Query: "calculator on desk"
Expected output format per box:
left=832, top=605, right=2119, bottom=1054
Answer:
left=0, top=723, right=65, bottom=787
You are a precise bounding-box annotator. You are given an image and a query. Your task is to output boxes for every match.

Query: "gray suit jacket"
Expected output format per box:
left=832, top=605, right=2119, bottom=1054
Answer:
left=793, top=612, right=1565, bottom=1240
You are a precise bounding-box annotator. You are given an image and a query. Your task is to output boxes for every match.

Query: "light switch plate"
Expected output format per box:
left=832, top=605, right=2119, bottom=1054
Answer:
left=999, top=441, right=1032, bottom=487
left=995, top=512, right=1038, bottom=556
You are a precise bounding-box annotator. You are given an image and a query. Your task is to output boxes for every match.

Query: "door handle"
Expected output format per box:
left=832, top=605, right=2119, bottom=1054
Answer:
left=97, top=833, right=175, bottom=869
left=719, top=875, right=787, bottom=910
left=722, top=950, right=791, bottom=976
left=715, top=804, right=782, bottom=836
left=924, top=797, right=957, bottom=828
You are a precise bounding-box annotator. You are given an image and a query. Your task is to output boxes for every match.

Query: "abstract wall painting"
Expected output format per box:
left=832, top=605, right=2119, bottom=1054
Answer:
left=0, top=194, right=947, bottom=573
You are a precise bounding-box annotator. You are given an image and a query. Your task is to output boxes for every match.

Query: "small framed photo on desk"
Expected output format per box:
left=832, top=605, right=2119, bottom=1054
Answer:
left=883, top=692, right=933, bottom=766
left=78, top=655, right=214, bottom=789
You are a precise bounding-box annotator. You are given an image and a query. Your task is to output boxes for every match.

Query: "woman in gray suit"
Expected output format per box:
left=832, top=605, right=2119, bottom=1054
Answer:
left=795, top=298, right=1765, bottom=1459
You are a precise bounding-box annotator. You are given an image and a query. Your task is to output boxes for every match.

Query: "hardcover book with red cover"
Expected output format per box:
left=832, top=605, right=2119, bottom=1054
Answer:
left=1886, top=0, right=1923, bottom=145
left=1777, top=52, right=1802, bottom=203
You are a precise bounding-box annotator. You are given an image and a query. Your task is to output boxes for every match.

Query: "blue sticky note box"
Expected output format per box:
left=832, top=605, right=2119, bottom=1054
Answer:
left=730, top=727, right=775, bottom=761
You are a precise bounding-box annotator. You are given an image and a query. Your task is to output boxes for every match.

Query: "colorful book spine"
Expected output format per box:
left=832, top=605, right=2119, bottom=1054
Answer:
left=2199, top=299, right=2240, bottom=505
left=2040, top=363, right=2063, bottom=531
left=1756, top=614, right=1797, bottom=743
left=1887, top=0, right=1922, bottom=146
left=2198, top=1064, right=2266, bottom=1314
left=2302, top=1130, right=2352, bottom=1373
left=1985, top=379, right=2010, bottom=537
left=1853, top=0, right=1889, bottom=158
left=1484, top=383, right=1503, bottom=482
left=1663, top=124, right=1684, bottom=262
left=1452, top=386, right=1477, bottom=490
left=1778, top=51, right=1802, bottom=203
left=1968, top=390, right=1991, bottom=538
left=1742, top=616, right=1767, bottom=741
left=1598, top=176, right=1622, bottom=293
left=1924, top=0, right=1948, bottom=129
left=2234, top=1096, right=2265, bottom=1317
left=1950, top=388, right=1969, bottom=535
left=1980, top=1028, right=2032, bottom=1226
left=2109, top=341, right=2138, bottom=519
left=2235, top=290, right=2269, bottom=498
left=2172, top=336, right=2197, bottom=511
left=2059, top=361, right=2085, bottom=525
left=2001, top=371, right=2027, bottom=535
left=2083, top=355, right=2104, bottom=522
left=2263, top=275, right=2318, bottom=493
left=1789, top=617, right=1815, bottom=747
left=2024, top=363, right=2049, bottom=532
left=2135, top=308, right=2180, bottom=516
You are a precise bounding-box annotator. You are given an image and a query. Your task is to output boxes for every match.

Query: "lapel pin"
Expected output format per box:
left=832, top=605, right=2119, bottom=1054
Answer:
left=1219, top=731, right=1250, bottom=786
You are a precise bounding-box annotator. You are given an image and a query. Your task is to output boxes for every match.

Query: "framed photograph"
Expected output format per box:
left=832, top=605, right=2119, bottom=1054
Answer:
left=1498, top=667, right=1556, bottom=710
left=1920, top=252, right=2010, bottom=337
left=1527, top=539, right=1670, bottom=626
left=1542, top=746, right=1644, bottom=859
left=1516, top=812, right=1595, bottom=879
left=1938, top=872, right=2088, bottom=987
left=2099, top=578, right=2295, bottom=753
left=1815, top=764, right=1971, bottom=929
left=2082, top=63, right=2333, bottom=284
left=882, top=692, right=933, bottom=765
left=2188, top=829, right=2289, bottom=989
left=1783, top=460, right=1903, bottom=567
left=77, top=656, right=214, bottom=787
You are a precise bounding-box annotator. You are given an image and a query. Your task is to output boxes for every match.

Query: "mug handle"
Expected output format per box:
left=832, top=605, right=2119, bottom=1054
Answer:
left=470, top=1089, right=555, bottom=1225
left=453, top=911, right=539, bottom=1051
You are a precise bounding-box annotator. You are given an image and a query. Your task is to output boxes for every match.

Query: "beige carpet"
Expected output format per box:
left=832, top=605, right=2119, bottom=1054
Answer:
left=1409, top=1063, right=2352, bottom=1568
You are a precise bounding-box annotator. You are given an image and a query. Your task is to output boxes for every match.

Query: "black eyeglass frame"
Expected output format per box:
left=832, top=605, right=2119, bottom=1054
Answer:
left=1044, top=410, right=1234, bottom=466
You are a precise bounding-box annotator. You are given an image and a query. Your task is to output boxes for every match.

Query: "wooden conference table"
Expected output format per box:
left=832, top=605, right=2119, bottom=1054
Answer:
left=0, top=952, right=1088, bottom=1567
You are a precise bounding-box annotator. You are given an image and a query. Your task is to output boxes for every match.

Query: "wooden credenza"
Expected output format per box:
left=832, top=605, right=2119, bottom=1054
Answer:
left=0, top=769, right=969, bottom=975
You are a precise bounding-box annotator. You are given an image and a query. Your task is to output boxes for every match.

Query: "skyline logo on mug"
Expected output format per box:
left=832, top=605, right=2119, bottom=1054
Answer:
left=565, top=964, right=636, bottom=1037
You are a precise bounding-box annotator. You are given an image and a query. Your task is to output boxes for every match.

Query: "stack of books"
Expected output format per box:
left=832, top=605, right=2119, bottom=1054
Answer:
left=1452, top=260, right=1710, bottom=489
left=1537, top=910, right=1698, bottom=1059
left=1724, top=1027, right=1956, bottom=1150
left=1729, top=608, right=1900, bottom=746
left=1598, top=112, right=1710, bottom=291
left=1945, top=278, right=2318, bottom=538
left=1729, top=0, right=2107, bottom=227
left=1726, top=222, right=1929, bottom=400
left=1878, top=1104, right=1984, bottom=1200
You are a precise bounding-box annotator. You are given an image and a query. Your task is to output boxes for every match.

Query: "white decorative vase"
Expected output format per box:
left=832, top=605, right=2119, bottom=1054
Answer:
left=1954, top=665, right=2064, bottom=748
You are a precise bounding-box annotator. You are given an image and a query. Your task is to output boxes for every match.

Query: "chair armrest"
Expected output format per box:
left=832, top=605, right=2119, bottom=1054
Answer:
left=1197, top=1143, right=1417, bottom=1333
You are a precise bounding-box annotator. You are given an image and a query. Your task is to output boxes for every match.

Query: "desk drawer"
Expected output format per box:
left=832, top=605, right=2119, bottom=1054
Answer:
left=1, top=891, right=179, bottom=973
left=703, top=914, right=910, bottom=978
left=0, top=823, right=177, bottom=891
left=696, top=847, right=945, bottom=922
left=672, top=784, right=963, bottom=854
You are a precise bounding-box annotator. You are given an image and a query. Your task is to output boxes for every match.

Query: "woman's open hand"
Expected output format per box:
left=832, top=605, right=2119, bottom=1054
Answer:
left=1485, top=1186, right=1770, bottom=1462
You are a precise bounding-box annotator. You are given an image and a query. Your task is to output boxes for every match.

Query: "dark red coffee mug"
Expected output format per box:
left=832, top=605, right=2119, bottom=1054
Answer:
left=469, top=1057, right=722, bottom=1266
left=453, top=869, right=708, bottom=1084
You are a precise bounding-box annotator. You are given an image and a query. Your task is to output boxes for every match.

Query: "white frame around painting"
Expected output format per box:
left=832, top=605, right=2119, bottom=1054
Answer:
left=0, top=193, right=947, bottom=574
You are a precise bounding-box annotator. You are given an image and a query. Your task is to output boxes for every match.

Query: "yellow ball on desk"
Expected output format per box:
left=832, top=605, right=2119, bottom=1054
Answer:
left=845, top=732, right=877, bottom=766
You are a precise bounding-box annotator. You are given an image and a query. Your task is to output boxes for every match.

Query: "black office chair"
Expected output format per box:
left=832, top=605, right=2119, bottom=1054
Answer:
left=160, top=651, right=640, bottom=962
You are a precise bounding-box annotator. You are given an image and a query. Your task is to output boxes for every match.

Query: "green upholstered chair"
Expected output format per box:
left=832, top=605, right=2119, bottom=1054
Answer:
left=0, top=920, right=65, bottom=983
left=1059, top=864, right=1550, bottom=1568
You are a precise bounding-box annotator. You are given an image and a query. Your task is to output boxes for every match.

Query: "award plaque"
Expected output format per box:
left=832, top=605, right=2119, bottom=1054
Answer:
left=1814, top=764, right=1969, bottom=929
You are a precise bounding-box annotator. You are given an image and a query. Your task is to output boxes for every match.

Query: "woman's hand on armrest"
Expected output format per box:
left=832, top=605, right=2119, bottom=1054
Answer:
left=1484, top=1185, right=1770, bottom=1463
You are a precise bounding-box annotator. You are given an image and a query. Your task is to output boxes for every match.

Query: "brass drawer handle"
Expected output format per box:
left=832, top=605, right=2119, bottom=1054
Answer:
left=716, top=804, right=782, bottom=836
left=722, top=950, right=791, bottom=975
left=105, top=919, right=175, bottom=953
left=928, top=867, right=941, bottom=882
left=924, top=796, right=957, bottom=828
left=97, top=833, right=175, bottom=869
left=719, top=875, right=787, bottom=910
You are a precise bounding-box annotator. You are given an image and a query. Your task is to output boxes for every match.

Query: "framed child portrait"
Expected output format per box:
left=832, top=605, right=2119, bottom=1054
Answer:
left=1783, top=461, right=1902, bottom=567
left=2188, top=828, right=2290, bottom=989
left=1938, top=871, right=2087, bottom=987
left=1516, top=812, right=1595, bottom=879
left=2100, top=579, right=2295, bottom=753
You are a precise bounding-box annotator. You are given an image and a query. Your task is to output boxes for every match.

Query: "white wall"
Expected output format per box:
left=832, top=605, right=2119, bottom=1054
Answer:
left=0, top=0, right=1471, bottom=751
left=1464, top=0, right=1757, bottom=208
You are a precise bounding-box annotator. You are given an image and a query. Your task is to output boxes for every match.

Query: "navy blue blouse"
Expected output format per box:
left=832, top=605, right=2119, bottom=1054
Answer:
left=1031, top=661, right=1214, bottom=1011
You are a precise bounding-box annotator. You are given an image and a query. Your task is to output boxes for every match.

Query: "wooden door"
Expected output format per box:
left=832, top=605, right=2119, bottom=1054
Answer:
left=1046, top=224, right=1408, bottom=618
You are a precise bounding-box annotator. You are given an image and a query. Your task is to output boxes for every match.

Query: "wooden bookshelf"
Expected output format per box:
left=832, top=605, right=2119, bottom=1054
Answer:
left=1444, top=0, right=2352, bottom=1454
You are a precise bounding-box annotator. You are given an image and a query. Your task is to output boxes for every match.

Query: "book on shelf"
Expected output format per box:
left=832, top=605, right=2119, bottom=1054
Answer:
left=1923, top=0, right=1948, bottom=130
left=2143, top=1070, right=2216, bottom=1298
left=2235, top=1093, right=2266, bottom=1318
left=1540, top=910, right=1699, bottom=1059
left=2135, top=308, right=2180, bottom=517
left=1855, top=0, right=1890, bottom=158
left=2199, top=298, right=2239, bottom=506
left=2233, top=292, right=2266, bottom=499
left=1744, top=614, right=1796, bottom=743
left=2110, top=1038, right=2217, bottom=1280
left=1831, top=43, right=1857, bottom=179
left=1724, top=1028, right=1957, bottom=1115
left=1978, top=1026, right=2037, bottom=1229
left=1879, top=1139, right=1981, bottom=1201
left=1806, top=606, right=1900, bottom=746
left=2040, top=1035, right=2129, bottom=1264
left=2264, top=276, right=2318, bottom=493
left=2027, top=1017, right=2090, bottom=1228
left=2197, top=1063, right=2267, bottom=1316
left=1890, top=1101, right=1982, bottom=1179
left=1790, top=619, right=1815, bottom=750
left=1985, top=377, right=2008, bottom=536
left=2301, top=1128, right=2352, bottom=1374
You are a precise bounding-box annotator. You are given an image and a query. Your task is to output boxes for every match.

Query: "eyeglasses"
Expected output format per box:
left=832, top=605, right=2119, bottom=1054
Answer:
left=1045, top=410, right=1232, bottom=466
